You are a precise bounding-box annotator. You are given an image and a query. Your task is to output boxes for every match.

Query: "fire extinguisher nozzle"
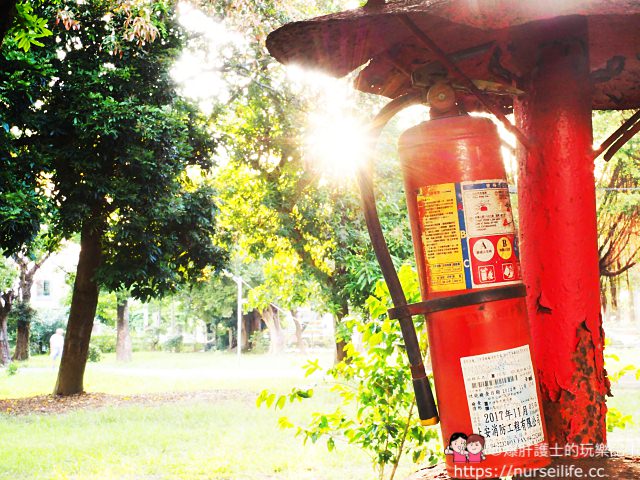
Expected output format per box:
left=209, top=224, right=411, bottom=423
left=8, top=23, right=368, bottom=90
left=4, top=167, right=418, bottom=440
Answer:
left=420, top=416, right=440, bottom=426
left=412, top=376, right=439, bottom=426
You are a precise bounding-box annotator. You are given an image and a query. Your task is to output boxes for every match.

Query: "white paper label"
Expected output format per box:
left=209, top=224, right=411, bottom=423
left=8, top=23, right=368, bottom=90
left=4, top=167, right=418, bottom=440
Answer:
left=462, top=181, right=515, bottom=237
left=460, top=345, right=545, bottom=455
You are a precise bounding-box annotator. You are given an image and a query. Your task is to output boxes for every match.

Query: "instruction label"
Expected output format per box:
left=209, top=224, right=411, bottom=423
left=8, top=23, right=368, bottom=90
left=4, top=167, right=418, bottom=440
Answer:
left=416, top=179, right=521, bottom=292
left=416, top=183, right=466, bottom=291
left=460, top=345, right=545, bottom=455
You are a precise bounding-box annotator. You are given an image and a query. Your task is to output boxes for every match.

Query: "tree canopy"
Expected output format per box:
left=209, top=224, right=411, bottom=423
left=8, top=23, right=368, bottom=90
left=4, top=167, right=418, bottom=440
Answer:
left=190, top=0, right=415, bottom=332
left=0, top=32, right=52, bottom=254
left=0, top=0, right=228, bottom=394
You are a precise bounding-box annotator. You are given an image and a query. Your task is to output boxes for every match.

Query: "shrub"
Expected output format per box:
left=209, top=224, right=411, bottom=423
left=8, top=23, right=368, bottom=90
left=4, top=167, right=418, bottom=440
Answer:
left=249, top=330, right=269, bottom=354
left=215, top=332, right=229, bottom=351
left=6, top=362, right=18, bottom=376
left=29, top=308, right=67, bottom=355
left=87, top=344, right=102, bottom=362
left=91, top=334, right=116, bottom=353
left=163, top=334, right=183, bottom=353
left=605, top=341, right=639, bottom=431
left=144, top=328, right=162, bottom=351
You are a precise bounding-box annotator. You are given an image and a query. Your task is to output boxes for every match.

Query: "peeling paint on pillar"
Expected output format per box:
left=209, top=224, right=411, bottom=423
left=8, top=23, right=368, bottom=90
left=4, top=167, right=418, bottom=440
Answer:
left=512, top=16, right=608, bottom=447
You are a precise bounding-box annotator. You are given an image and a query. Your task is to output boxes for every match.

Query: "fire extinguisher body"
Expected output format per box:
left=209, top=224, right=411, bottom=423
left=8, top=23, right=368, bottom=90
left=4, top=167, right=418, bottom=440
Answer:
left=398, top=114, right=550, bottom=478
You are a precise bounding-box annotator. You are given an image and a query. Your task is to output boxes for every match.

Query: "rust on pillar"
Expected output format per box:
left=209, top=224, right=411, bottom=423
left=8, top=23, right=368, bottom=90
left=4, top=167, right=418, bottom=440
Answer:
left=511, top=15, right=607, bottom=448
left=266, top=0, right=640, bottom=451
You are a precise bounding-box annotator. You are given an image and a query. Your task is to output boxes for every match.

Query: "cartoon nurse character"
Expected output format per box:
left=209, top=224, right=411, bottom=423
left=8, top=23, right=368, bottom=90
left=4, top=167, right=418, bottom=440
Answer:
left=466, top=434, right=486, bottom=463
left=444, top=432, right=468, bottom=463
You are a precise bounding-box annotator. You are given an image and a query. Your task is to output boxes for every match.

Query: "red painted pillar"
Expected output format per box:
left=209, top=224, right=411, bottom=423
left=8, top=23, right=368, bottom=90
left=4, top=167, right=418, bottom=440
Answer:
left=512, top=16, right=608, bottom=448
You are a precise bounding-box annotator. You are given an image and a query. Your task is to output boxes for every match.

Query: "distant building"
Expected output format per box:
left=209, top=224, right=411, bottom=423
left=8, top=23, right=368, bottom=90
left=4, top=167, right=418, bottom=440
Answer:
left=30, top=242, right=79, bottom=312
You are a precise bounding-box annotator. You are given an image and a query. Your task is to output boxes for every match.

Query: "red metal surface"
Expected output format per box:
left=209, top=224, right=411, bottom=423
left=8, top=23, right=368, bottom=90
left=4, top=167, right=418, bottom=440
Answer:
left=514, top=16, right=608, bottom=448
left=398, top=114, right=549, bottom=478
left=266, top=1, right=640, bottom=109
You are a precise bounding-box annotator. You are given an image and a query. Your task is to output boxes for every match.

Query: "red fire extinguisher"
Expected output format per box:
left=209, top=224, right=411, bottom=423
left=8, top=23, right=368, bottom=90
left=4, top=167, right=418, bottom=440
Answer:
left=359, top=83, right=550, bottom=479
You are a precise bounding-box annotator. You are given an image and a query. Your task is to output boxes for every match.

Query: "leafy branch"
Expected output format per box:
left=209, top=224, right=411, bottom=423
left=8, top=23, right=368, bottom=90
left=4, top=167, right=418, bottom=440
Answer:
left=257, top=265, right=441, bottom=480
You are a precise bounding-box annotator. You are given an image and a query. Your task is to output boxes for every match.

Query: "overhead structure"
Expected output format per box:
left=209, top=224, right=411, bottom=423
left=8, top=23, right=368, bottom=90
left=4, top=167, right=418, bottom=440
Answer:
left=267, top=1, right=640, bottom=109
left=267, top=0, right=640, bottom=454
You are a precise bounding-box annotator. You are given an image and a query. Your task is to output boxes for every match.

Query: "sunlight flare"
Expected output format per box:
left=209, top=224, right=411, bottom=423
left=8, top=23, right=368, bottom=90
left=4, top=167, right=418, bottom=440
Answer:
left=289, top=66, right=371, bottom=179
left=304, top=113, right=370, bottom=178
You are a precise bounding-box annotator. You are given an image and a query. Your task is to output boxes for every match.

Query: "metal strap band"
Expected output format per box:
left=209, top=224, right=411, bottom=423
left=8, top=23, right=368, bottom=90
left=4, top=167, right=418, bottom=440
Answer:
left=387, top=284, right=527, bottom=320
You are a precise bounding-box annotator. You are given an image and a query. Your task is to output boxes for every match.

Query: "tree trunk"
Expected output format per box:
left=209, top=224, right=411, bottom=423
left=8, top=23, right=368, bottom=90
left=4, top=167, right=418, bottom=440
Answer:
left=245, top=310, right=261, bottom=350
left=600, top=280, right=609, bottom=323
left=12, top=320, right=30, bottom=361
left=334, top=299, right=349, bottom=363
left=0, top=315, right=10, bottom=366
left=12, top=260, right=36, bottom=361
left=20, top=269, right=33, bottom=303
left=192, top=322, right=198, bottom=352
left=54, top=223, right=103, bottom=396
left=205, top=322, right=213, bottom=351
left=609, top=274, right=618, bottom=321
left=0, top=292, right=13, bottom=366
left=291, top=309, right=306, bottom=354
left=169, top=301, right=176, bottom=336
left=142, top=303, right=149, bottom=329
left=116, top=297, right=132, bottom=362
left=627, top=270, right=636, bottom=324
left=262, top=307, right=285, bottom=354
left=241, top=312, right=248, bottom=350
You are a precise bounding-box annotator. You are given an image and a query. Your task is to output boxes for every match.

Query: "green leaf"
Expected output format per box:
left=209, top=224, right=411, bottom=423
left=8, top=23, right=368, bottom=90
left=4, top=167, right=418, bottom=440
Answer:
left=255, top=390, right=266, bottom=407
left=304, top=359, right=322, bottom=377
left=368, top=331, right=383, bottom=347
left=327, top=437, right=335, bottom=452
left=298, top=388, right=313, bottom=399
left=265, top=393, right=276, bottom=408
left=277, top=416, right=294, bottom=429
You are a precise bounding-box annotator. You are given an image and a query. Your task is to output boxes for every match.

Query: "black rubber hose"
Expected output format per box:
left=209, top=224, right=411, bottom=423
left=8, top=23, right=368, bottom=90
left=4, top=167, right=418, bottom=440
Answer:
left=356, top=91, right=439, bottom=425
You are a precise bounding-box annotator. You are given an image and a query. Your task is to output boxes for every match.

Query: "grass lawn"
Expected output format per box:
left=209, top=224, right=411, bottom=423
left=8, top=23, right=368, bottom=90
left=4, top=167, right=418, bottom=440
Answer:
left=1, top=351, right=335, bottom=398
left=2, top=347, right=639, bottom=479
left=0, top=351, right=418, bottom=480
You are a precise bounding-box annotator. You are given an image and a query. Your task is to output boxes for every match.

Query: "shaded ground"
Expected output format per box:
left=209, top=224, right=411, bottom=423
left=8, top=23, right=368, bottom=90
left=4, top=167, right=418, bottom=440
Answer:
left=0, top=389, right=254, bottom=416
